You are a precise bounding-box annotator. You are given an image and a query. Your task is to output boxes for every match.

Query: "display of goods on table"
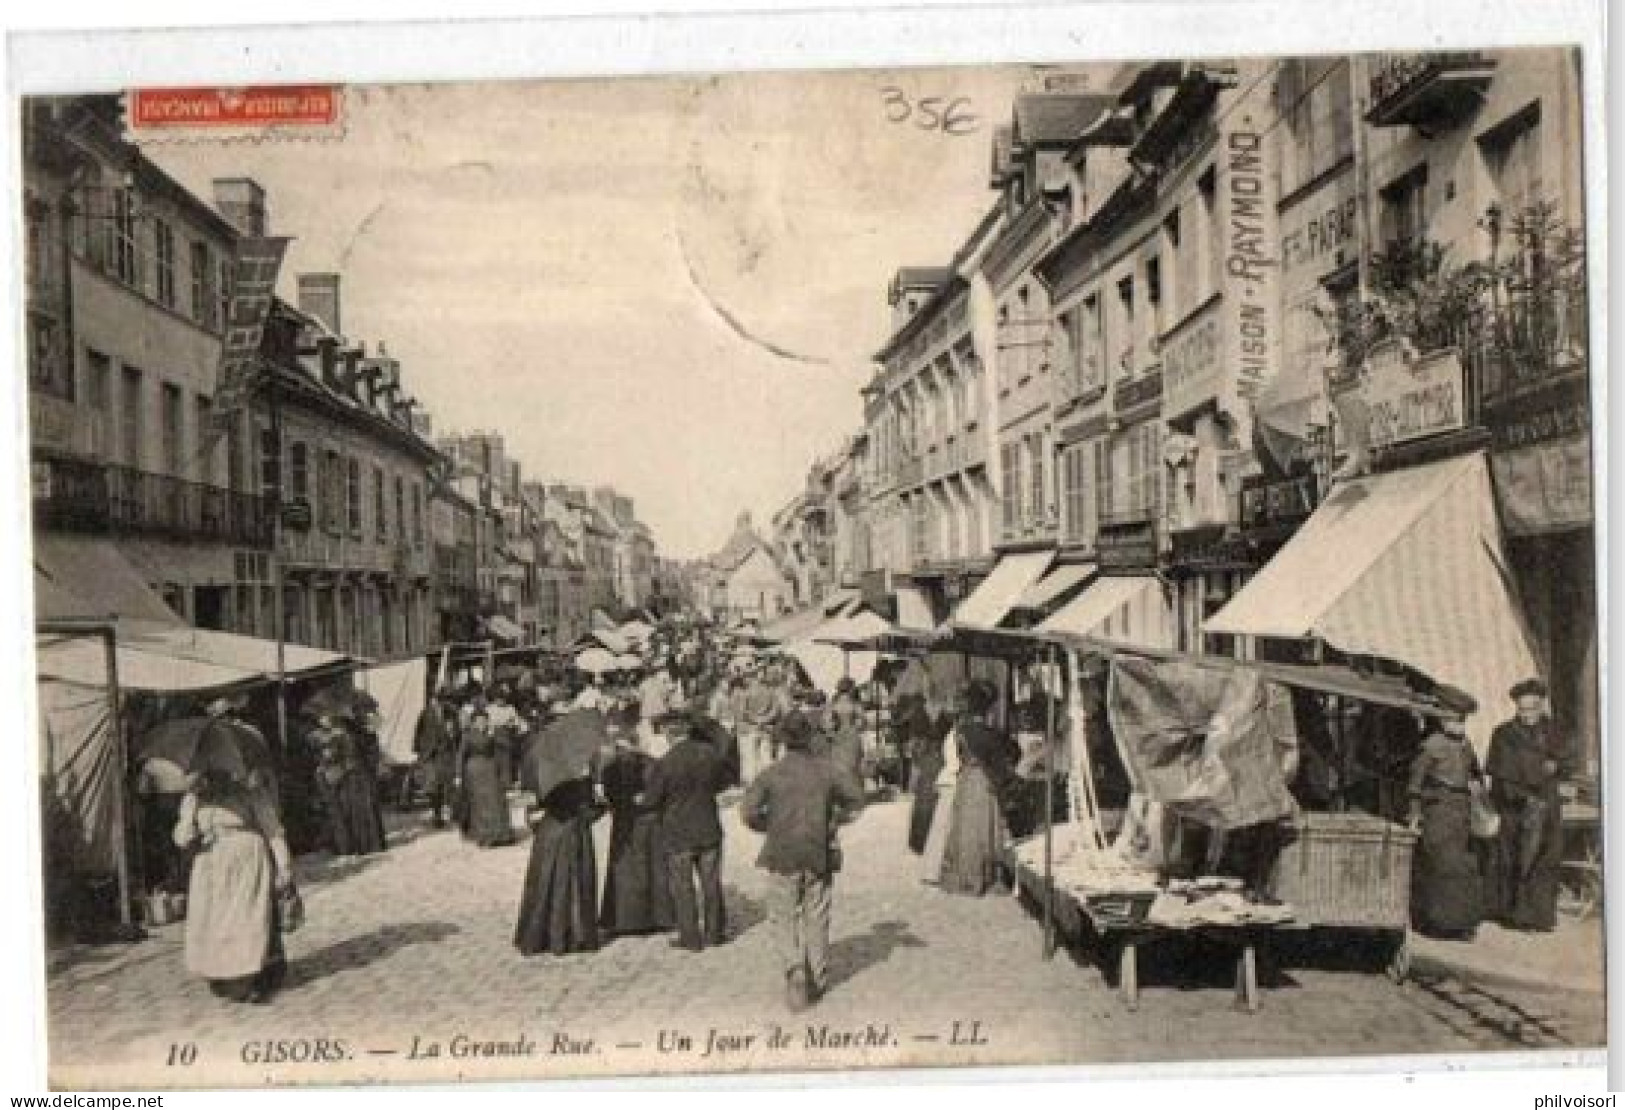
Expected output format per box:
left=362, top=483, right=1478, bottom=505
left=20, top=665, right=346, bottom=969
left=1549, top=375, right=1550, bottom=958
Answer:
left=1265, top=811, right=1416, bottom=929
left=1147, top=877, right=1295, bottom=928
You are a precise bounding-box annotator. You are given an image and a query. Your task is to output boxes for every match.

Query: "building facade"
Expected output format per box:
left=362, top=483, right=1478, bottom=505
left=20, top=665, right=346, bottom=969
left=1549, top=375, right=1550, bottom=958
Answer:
left=25, top=97, right=274, bottom=630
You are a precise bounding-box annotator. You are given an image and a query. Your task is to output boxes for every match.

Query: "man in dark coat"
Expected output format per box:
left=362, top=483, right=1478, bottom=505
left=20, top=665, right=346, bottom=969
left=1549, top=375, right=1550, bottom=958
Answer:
left=413, top=691, right=460, bottom=828
left=1486, top=678, right=1571, bottom=930
left=643, top=707, right=733, bottom=950
left=742, top=711, right=865, bottom=1011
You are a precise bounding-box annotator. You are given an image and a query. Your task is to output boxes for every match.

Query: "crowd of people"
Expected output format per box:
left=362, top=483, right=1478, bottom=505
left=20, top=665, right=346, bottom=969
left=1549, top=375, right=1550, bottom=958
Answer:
left=151, top=614, right=1580, bottom=1011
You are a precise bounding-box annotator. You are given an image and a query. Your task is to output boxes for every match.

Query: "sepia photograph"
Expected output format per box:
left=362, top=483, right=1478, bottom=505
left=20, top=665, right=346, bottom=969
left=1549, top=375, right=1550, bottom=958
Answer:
left=12, top=14, right=1608, bottom=1092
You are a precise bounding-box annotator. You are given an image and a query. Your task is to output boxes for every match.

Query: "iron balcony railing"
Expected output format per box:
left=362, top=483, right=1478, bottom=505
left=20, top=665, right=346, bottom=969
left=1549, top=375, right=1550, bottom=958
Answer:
left=36, top=456, right=273, bottom=547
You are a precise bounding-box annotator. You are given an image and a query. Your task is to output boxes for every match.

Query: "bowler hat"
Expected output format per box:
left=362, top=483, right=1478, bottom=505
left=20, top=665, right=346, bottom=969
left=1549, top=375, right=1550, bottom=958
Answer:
left=1509, top=677, right=1548, bottom=701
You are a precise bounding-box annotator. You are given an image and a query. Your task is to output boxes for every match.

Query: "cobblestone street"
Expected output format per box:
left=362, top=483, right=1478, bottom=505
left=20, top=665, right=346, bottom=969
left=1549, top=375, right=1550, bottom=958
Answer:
left=47, top=794, right=1603, bottom=1089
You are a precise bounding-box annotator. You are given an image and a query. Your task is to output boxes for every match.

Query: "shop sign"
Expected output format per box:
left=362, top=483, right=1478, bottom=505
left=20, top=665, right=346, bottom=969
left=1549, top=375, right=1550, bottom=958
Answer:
left=1359, top=342, right=1465, bottom=451
left=1097, top=520, right=1158, bottom=570
left=1162, top=299, right=1224, bottom=420
left=1216, top=90, right=1282, bottom=449
left=1491, top=433, right=1591, bottom=536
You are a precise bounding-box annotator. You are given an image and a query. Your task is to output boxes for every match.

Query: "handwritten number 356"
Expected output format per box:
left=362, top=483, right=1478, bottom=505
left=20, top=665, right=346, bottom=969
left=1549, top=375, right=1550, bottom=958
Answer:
left=881, top=88, right=978, bottom=135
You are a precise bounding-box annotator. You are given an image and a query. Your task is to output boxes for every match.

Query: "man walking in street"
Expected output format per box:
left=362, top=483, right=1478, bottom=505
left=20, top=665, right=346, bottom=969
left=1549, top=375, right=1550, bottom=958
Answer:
left=742, top=712, right=866, bottom=1012
left=643, top=705, right=733, bottom=951
left=413, top=690, right=461, bottom=828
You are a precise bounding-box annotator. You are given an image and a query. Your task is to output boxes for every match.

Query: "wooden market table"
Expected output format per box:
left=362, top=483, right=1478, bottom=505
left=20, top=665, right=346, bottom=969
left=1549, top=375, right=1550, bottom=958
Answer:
left=1008, top=851, right=1289, bottom=1013
left=1078, top=906, right=1286, bottom=1014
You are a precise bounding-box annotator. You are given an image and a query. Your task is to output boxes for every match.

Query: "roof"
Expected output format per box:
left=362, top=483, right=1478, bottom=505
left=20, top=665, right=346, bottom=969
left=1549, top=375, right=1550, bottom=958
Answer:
left=1013, top=93, right=1115, bottom=146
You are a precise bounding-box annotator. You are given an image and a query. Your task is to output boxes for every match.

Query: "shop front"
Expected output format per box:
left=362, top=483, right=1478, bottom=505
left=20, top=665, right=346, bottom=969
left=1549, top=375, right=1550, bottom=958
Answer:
left=1484, top=375, right=1596, bottom=774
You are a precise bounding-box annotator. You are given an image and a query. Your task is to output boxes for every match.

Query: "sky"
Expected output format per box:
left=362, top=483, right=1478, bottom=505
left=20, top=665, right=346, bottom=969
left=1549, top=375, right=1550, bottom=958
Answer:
left=141, top=66, right=1047, bottom=558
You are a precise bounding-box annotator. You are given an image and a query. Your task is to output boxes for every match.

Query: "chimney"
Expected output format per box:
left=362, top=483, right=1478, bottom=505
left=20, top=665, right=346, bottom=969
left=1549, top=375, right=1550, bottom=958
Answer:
left=212, top=178, right=268, bottom=237
left=411, top=410, right=433, bottom=438
left=297, top=273, right=342, bottom=335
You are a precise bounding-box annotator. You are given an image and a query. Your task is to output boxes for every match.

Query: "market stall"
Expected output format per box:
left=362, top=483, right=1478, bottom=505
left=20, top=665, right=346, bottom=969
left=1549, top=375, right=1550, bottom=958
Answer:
left=870, top=621, right=1443, bottom=1010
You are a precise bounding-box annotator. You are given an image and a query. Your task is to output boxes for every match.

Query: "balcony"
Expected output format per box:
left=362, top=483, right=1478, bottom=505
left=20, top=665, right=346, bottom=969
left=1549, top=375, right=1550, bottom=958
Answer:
left=34, top=457, right=273, bottom=547
left=1464, top=283, right=1589, bottom=409
left=1365, top=52, right=1497, bottom=129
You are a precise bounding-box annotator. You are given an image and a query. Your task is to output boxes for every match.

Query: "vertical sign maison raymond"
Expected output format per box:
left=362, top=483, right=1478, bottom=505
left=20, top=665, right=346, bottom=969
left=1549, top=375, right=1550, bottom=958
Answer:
left=207, top=236, right=293, bottom=443
left=1217, top=69, right=1281, bottom=452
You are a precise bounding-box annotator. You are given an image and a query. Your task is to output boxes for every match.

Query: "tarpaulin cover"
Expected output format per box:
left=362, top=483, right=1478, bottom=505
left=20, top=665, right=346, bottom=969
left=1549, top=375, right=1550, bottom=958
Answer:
left=951, top=550, right=1055, bottom=629
left=38, top=676, right=119, bottom=875
left=1107, top=655, right=1298, bottom=832
left=1205, top=452, right=1539, bottom=753
left=359, top=657, right=427, bottom=767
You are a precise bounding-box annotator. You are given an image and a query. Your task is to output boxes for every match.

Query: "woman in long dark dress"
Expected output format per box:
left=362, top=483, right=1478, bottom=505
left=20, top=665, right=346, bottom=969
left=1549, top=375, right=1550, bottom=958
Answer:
left=461, top=711, right=516, bottom=848
left=599, top=738, right=675, bottom=936
left=313, top=716, right=386, bottom=857
left=1407, top=691, right=1485, bottom=938
left=903, top=695, right=948, bottom=854
left=939, top=681, right=1018, bottom=897
left=514, top=776, right=602, bottom=956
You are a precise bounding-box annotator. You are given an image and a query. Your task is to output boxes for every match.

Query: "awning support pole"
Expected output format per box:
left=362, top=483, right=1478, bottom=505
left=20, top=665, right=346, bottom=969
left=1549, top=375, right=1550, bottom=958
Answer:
left=269, top=362, right=289, bottom=762
left=103, top=627, right=134, bottom=930
left=1043, top=644, right=1059, bottom=961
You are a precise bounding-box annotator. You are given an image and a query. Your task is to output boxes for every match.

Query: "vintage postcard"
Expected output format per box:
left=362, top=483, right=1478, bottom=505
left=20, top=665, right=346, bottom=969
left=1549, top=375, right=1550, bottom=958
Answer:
left=12, top=8, right=1608, bottom=1093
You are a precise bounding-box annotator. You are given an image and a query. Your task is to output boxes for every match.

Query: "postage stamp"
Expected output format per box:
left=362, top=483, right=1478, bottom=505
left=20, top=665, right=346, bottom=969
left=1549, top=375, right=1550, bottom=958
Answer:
left=123, top=85, right=344, bottom=143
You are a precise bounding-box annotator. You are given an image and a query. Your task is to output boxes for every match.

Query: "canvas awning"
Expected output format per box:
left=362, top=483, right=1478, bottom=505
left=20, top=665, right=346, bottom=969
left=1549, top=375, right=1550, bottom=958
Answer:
left=1039, top=574, right=1176, bottom=649
left=895, top=584, right=937, bottom=633
left=35, top=626, right=353, bottom=694
left=33, top=535, right=183, bottom=633
left=758, top=604, right=832, bottom=644
left=951, top=550, right=1055, bottom=630
left=1205, top=452, right=1539, bottom=752
left=821, top=588, right=862, bottom=617
left=1012, top=562, right=1096, bottom=617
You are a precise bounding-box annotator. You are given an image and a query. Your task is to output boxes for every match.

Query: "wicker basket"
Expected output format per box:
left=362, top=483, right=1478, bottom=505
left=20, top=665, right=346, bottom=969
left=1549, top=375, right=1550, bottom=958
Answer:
left=1266, top=812, right=1417, bottom=930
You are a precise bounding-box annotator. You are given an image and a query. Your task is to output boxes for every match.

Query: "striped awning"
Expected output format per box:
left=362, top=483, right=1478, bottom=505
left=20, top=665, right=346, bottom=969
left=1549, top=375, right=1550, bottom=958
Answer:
left=1205, top=452, right=1539, bottom=753
left=1012, top=562, right=1096, bottom=617
left=1038, top=574, right=1175, bottom=649
left=951, top=550, right=1055, bottom=630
